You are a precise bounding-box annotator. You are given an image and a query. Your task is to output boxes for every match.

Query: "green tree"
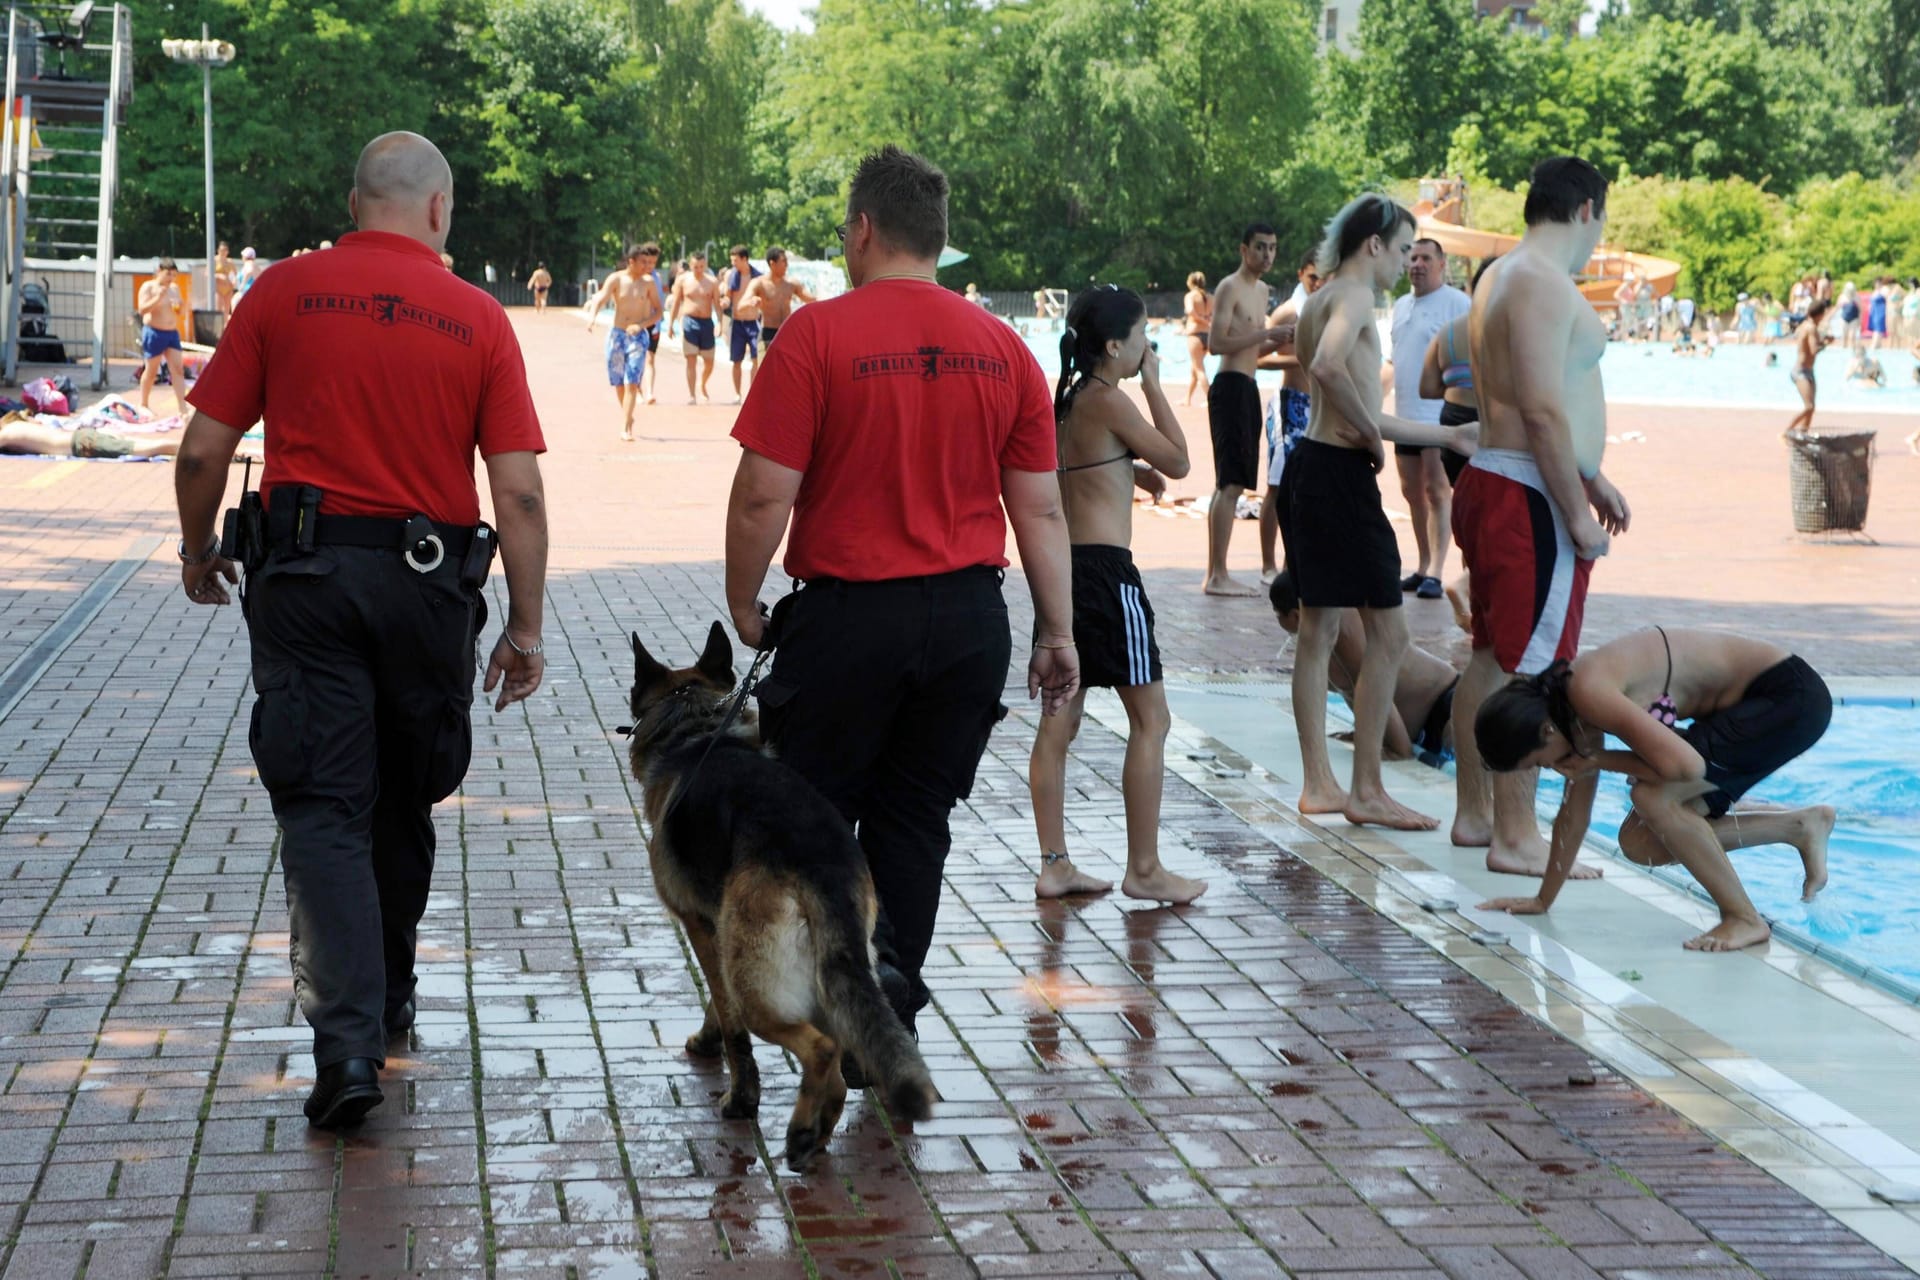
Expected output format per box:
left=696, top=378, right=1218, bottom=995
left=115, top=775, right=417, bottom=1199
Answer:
left=1350, top=0, right=1506, bottom=179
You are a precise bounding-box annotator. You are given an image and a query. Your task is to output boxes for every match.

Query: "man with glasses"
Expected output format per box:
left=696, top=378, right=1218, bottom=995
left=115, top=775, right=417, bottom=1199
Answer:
left=724, top=146, right=1078, bottom=1069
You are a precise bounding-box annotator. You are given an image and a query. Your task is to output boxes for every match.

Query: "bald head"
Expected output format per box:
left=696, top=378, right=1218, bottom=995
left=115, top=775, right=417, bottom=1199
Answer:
left=349, top=132, right=455, bottom=251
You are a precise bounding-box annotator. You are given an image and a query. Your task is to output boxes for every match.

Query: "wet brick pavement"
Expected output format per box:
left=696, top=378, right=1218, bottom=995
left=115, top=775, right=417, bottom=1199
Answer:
left=0, top=324, right=1916, bottom=1278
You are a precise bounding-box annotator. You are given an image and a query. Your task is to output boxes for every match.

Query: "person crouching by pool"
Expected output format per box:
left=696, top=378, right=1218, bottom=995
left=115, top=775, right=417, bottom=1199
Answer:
left=1027, top=285, right=1208, bottom=906
left=1269, top=571, right=1459, bottom=766
left=1474, top=628, right=1836, bottom=952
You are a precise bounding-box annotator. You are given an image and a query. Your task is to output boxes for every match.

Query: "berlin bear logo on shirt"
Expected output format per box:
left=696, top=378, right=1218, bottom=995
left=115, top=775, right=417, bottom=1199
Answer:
left=296, top=292, right=474, bottom=346
left=852, top=346, right=1010, bottom=383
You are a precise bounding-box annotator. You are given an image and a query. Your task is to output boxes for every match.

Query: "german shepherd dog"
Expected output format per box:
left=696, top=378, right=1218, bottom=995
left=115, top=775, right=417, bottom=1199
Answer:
left=627, top=623, right=936, bottom=1170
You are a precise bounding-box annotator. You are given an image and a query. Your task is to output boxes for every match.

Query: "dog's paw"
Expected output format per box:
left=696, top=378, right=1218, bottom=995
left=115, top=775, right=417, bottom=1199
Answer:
left=719, top=1086, right=759, bottom=1120
left=784, top=1122, right=827, bottom=1172
left=685, top=1022, right=724, bottom=1058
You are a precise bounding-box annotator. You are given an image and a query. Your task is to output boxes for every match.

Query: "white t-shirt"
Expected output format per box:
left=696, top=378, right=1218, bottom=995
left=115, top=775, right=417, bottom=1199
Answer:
left=1389, top=285, right=1470, bottom=424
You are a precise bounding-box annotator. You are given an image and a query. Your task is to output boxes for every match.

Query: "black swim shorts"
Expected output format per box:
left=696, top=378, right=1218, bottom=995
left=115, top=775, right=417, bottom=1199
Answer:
left=1063, top=544, right=1162, bottom=689
left=1681, top=656, right=1831, bottom=818
left=1208, top=371, right=1261, bottom=490
left=1281, top=438, right=1401, bottom=610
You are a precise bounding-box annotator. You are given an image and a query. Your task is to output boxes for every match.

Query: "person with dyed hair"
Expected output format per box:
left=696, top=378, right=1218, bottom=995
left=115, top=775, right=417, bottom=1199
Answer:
left=1027, top=285, right=1206, bottom=905
left=1474, top=627, right=1834, bottom=951
left=1280, top=193, right=1476, bottom=831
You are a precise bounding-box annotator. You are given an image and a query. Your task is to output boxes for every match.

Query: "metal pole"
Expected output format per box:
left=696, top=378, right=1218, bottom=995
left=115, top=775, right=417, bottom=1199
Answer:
left=201, top=22, right=214, bottom=318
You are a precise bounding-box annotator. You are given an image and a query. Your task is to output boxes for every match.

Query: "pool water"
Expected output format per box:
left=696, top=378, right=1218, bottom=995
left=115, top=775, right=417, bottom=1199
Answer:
left=1537, top=703, right=1920, bottom=991
left=1016, top=320, right=1920, bottom=416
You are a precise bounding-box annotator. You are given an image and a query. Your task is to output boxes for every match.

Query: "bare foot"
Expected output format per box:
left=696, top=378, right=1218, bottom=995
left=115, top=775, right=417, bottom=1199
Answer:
left=1298, top=782, right=1349, bottom=815
left=1260, top=567, right=1279, bottom=583
left=646, top=394, right=657, bottom=405
left=1444, top=581, right=1472, bottom=634
left=1122, top=867, right=1208, bottom=905
left=1451, top=812, right=1493, bottom=848
left=1683, top=916, right=1771, bottom=951
left=1486, top=833, right=1602, bottom=879
left=1343, top=791, right=1439, bottom=831
left=620, top=430, right=634, bottom=442
left=1203, top=574, right=1262, bottom=598
left=1794, top=804, right=1835, bottom=900
left=1035, top=858, right=1113, bottom=899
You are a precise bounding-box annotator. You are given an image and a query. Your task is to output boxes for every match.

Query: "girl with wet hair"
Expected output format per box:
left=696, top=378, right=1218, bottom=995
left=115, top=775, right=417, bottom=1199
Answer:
left=1028, top=286, right=1208, bottom=905
left=1476, top=628, right=1835, bottom=953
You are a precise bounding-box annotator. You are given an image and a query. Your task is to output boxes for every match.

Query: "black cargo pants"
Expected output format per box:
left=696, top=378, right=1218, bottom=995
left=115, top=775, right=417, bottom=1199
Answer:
left=753, top=566, right=1011, bottom=1022
left=244, top=544, right=483, bottom=1068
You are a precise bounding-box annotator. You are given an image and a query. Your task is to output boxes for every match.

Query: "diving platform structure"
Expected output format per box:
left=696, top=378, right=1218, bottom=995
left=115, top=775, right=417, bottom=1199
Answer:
left=1, top=2, right=131, bottom=388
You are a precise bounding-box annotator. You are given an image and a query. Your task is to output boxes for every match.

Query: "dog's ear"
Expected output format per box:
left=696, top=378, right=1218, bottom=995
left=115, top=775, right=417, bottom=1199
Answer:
left=631, top=631, right=670, bottom=688
left=696, top=621, right=736, bottom=691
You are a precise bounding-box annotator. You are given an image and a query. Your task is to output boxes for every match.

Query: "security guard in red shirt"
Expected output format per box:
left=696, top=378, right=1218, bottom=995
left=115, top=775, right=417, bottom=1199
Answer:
left=726, top=146, right=1078, bottom=1066
left=173, top=132, right=550, bottom=1129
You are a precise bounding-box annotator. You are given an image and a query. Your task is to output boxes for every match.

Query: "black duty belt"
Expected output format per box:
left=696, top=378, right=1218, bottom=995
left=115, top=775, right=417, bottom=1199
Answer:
left=265, top=507, right=477, bottom=572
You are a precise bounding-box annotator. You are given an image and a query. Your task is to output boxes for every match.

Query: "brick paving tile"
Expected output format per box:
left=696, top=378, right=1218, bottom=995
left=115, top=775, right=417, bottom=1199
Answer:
left=0, top=319, right=1915, bottom=1279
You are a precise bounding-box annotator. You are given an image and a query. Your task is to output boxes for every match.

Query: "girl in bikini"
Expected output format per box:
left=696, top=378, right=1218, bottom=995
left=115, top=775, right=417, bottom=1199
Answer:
left=1182, top=272, right=1212, bottom=407
left=1473, top=627, right=1835, bottom=952
left=1027, top=286, right=1207, bottom=905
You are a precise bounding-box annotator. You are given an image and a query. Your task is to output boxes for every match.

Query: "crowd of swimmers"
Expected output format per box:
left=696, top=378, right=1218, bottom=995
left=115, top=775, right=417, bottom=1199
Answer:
left=1031, top=156, right=1837, bottom=954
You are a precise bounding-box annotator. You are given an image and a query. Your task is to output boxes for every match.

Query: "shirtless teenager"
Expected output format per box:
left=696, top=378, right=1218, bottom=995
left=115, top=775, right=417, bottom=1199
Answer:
left=735, top=246, right=815, bottom=350
left=137, top=258, right=189, bottom=416
left=1280, top=195, right=1476, bottom=831
left=667, top=250, right=720, bottom=404
left=1786, top=299, right=1832, bottom=434
left=1027, top=285, right=1207, bottom=906
left=722, top=244, right=762, bottom=404
left=585, top=244, right=664, bottom=441
left=527, top=262, right=553, bottom=314
left=1205, top=223, right=1292, bottom=597
left=1474, top=629, right=1835, bottom=951
left=1271, top=570, right=1461, bottom=764
left=1258, top=251, right=1323, bottom=578
left=1182, top=271, right=1212, bottom=406
left=1450, top=156, right=1627, bottom=880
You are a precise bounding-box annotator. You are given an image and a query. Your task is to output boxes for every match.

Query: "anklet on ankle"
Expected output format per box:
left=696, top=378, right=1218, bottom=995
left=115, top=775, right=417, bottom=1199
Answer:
left=1042, top=851, right=1070, bottom=866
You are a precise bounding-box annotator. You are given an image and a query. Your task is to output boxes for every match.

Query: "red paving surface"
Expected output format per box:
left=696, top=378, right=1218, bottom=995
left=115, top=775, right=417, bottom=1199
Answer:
left=0, top=315, right=1915, bottom=1278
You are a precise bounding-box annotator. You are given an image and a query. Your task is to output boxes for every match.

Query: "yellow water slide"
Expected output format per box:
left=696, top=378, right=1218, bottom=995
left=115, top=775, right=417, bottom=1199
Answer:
left=1412, top=182, right=1682, bottom=306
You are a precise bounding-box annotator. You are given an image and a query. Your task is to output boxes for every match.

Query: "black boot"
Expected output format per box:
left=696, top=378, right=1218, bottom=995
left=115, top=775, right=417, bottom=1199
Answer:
left=305, top=1058, right=383, bottom=1129
left=384, top=998, right=415, bottom=1039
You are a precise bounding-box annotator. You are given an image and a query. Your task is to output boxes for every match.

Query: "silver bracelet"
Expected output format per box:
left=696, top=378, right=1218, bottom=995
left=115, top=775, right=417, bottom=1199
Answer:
left=504, top=631, right=544, bottom=658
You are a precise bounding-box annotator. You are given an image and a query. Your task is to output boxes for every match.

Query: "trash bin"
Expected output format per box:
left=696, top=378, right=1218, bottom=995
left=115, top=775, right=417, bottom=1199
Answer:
left=1785, top=429, right=1875, bottom=533
left=191, top=308, right=226, bottom=348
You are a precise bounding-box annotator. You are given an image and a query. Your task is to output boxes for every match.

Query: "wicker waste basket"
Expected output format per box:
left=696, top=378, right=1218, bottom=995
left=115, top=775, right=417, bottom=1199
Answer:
left=1784, top=429, right=1874, bottom=533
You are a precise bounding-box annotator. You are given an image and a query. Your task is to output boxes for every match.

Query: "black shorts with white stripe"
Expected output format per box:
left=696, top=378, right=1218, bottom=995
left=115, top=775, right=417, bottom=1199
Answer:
left=1065, top=543, right=1162, bottom=689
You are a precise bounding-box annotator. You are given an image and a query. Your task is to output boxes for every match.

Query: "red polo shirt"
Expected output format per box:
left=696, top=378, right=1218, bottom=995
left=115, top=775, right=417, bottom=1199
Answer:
left=188, top=230, right=544, bottom=524
left=731, top=278, right=1055, bottom=581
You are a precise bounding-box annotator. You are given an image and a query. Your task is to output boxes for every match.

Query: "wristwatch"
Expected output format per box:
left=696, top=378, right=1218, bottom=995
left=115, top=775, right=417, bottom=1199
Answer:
left=177, top=536, right=220, bottom=565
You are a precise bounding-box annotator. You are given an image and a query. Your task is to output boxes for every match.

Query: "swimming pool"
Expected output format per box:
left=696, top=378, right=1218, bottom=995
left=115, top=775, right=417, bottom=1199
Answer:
left=1537, top=702, right=1920, bottom=992
left=1015, top=320, right=1920, bottom=416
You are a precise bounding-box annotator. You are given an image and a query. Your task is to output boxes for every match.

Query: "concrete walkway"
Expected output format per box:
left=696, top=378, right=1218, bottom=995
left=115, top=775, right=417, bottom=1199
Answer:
left=0, top=317, right=1915, bottom=1278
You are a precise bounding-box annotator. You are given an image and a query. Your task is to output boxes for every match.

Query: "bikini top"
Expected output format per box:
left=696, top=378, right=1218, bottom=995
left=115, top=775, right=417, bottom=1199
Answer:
left=1440, top=323, right=1473, bottom=392
left=1056, top=375, right=1137, bottom=474
left=1648, top=626, right=1680, bottom=727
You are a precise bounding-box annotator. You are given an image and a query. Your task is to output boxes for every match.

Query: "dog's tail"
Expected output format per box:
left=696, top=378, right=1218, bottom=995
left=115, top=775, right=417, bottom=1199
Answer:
left=810, top=894, right=936, bottom=1123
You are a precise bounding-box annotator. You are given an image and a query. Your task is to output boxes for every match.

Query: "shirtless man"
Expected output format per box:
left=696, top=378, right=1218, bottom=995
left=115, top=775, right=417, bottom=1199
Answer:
left=527, top=262, right=553, bottom=314
left=1259, top=251, right=1322, bottom=578
left=1204, top=223, right=1292, bottom=597
left=1271, top=570, right=1461, bottom=763
left=585, top=245, right=664, bottom=442
left=213, top=243, right=237, bottom=317
left=1280, top=195, right=1474, bottom=830
left=1449, top=156, right=1626, bottom=880
left=1786, top=299, right=1832, bottom=434
left=667, top=250, right=720, bottom=404
left=722, top=244, right=761, bottom=403
left=735, top=246, right=815, bottom=349
left=137, top=258, right=189, bottom=416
